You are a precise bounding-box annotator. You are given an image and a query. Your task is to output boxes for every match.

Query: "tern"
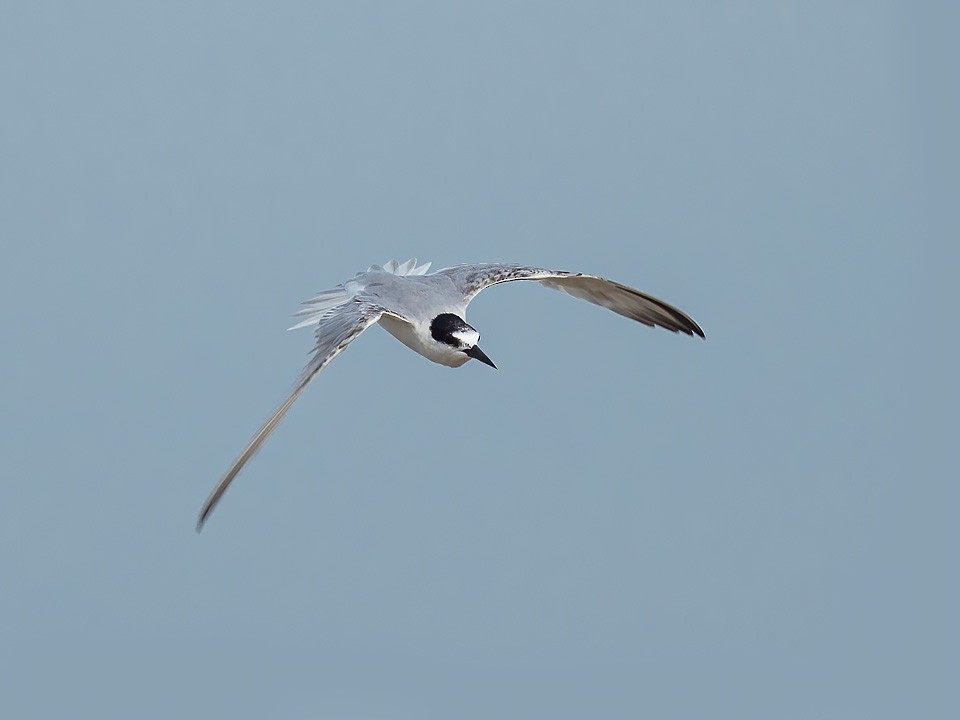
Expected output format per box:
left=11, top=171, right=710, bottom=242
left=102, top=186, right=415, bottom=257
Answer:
left=197, top=258, right=704, bottom=530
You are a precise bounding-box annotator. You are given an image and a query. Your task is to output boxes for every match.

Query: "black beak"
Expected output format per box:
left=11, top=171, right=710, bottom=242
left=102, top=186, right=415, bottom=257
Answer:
left=465, top=345, right=497, bottom=369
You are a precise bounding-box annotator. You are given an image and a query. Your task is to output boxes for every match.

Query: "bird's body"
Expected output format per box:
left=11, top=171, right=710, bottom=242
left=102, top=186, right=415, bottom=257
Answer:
left=350, top=267, right=472, bottom=367
left=197, top=258, right=704, bottom=529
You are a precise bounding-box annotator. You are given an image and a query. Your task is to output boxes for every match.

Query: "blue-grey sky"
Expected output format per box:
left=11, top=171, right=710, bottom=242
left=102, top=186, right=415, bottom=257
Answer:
left=1, top=2, right=957, bottom=718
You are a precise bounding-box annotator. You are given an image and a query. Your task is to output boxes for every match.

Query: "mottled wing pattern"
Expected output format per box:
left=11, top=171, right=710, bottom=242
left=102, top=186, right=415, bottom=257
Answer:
left=297, top=300, right=398, bottom=382
left=437, top=263, right=704, bottom=337
left=437, top=263, right=566, bottom=303
left=197, top=300, right=396, bottom=530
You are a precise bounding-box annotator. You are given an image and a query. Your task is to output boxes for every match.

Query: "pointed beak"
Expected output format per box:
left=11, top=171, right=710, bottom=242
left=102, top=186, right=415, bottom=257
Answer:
left=465, top=345, right=497, bottom=369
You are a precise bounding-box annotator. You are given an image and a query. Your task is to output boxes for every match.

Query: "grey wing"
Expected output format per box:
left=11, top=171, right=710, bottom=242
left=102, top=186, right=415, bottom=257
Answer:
left=196, top=300, right=391, bottom=531
left=436, top=263, right=704, bottom=337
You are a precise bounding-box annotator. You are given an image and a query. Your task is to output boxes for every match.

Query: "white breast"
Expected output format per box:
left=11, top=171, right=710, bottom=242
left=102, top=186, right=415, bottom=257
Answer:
left=378, top=314, right=470, bottom=368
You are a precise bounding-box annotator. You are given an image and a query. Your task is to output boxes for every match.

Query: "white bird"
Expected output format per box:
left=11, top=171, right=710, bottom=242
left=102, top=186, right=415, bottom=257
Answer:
left=197, top=258, right=704, bottom=530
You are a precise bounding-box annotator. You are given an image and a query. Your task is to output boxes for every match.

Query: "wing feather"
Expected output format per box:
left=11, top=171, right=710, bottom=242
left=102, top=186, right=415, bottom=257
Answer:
left=196, top=301, right=390, bottom=531
left=436, top=263, right=704, bottom=337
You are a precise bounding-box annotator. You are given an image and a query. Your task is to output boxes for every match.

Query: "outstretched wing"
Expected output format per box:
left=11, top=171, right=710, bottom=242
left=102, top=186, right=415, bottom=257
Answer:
left=436, top=263, right=704, bottom=337
left=196, top=300, right=396, bottom=531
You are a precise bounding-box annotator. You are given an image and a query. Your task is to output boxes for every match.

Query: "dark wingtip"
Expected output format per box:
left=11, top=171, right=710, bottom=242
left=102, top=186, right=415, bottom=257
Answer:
left=666, top=311, right=704, bottom=339
left=196, top=504, right=213, bottom=533
left=671, top=304, right=704, bottom=339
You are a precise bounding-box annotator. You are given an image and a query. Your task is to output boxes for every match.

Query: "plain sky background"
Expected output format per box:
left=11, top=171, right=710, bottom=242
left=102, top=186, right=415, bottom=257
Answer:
left=1, top=2, right=957, bottom=718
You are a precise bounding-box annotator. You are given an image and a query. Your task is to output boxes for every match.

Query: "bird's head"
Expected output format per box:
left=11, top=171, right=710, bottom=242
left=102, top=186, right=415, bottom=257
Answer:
left=430, top=313, right=497, bottom=369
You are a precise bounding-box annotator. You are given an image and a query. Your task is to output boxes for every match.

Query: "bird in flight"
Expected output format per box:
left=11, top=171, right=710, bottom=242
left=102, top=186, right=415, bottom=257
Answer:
left=197, top=258, right=704, bottom=530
